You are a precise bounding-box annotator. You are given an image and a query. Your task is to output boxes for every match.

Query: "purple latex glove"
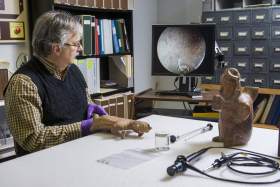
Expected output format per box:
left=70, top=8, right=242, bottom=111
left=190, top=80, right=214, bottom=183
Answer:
left=87, top=104, right=108, bottom=119
left=81, top=118, right=93, bottom=136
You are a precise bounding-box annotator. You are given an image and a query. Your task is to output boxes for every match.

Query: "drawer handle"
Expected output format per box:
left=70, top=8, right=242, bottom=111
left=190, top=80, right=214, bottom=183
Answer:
left=238, top=16, right=247, bottom=21
left=274, top=64, right=280, bottom=68
left=273, top=80, right=280, bottom=84
left=255, top=47, right=264, bottom=52
left=255, top=79, right=263, bottom=83
left=221, top=47, right=229, bottom=52
left=238, top=32, right=248, bottom=36
left=256, top=15, right=265, bottom=20
left=237, top=62, right=246, bottom=67
left=220, top=32, right=229, bottom=37
left=221, top=16, right=229, bottom=21
left=255, top=31, right=264, bottom=36
left=274, top=47, right=280, bottom=52
left=275, top=14, right=280, bottom=19
left=206, top=17, right=214, bottom=22
left=238, top=47, right=246, bottom=52
left=254, top=63, right=264, bottom=68
left=205, top=77, right=213, bottom=80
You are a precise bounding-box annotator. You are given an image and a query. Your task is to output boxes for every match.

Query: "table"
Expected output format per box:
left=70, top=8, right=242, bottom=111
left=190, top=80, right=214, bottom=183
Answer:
left=0, top=115, right=279, bottom=187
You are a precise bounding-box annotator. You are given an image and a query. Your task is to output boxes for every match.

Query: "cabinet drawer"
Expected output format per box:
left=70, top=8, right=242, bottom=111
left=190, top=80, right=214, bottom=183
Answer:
left=251, top=58, right=269, bottom=73
left=270, top=58, right=280, bottom=72
left=234, top=10, right=251, bottom=24
left=217, top=41, right=233, bottom=57
left=251, top=25, right=270, bottom=39
left=272, top=8, right=280, bottom=22
left=271, top=25, right=280, bottom=39
left=217, top=11, right=233, bottom=25
left=234, top=26, right=251, bottom=40
left=270, top=41, right=280, bottom=56
left=216, top=27, right=233, bottom=40
left=232, top=56, right=250, bottom=73
left=202, top=11, right=217, bottom=23
left=252, top=8, right=270, bottom=23
left=251, top=41, right=269, bottom=57
left=234, top=41, right=250, bottom=56
left=250, top=74, right=268, bottom=88
left=269, top=74, right=280, bottom=88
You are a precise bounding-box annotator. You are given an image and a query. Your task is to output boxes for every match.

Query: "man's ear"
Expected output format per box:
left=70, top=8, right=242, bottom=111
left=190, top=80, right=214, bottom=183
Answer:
left=51, top=43, right=62, bottom=56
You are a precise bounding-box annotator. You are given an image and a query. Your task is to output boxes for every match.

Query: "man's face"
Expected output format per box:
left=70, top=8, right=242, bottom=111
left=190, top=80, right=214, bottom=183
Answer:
left=59, top=33, right=83, bottom=65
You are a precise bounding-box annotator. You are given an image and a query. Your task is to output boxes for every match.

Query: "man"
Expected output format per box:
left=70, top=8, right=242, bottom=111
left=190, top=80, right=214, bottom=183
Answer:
left=4, top=11, right=151, bottom=156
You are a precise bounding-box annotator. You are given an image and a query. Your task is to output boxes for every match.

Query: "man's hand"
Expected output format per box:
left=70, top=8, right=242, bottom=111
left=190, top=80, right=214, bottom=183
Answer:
left=87, top=104, right=108, bottom=119
left=90, top=115, right=152, bottom=138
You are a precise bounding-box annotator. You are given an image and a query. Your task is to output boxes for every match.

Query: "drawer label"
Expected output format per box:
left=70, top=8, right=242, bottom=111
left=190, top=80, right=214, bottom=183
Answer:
left=221, top=47, right=229, bottom=52
left=254, top=63, right=264, bottom=67
left=255, top=47, right=264, bottom=52
left=220, top=32, right=229, bottom=37
left=255, top=31, right=264, bottom=36
left=256, top=15, right=265, bottom=20
left=274, top=64, right=280, bottom=68
left=274, top=80, right=280, bottom=84
left=238, top=63, right=246, bottom=67
left=238, top=16, right=247, bottom=21
left=206, top=17, right=214, bottom=22
left=255, top=79, right=263, bottom=83
left=274, top=48, right=280, bottom=52
left=238, top=47, right=246, bottom=52
left=238, top=32, right=248, bottom=36
left=221, top=16, right=229, bottom=21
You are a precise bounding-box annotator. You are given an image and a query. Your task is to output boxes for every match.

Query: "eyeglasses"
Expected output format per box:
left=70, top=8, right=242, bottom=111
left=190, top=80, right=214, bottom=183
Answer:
left=64, top=42, right=82, bottom=48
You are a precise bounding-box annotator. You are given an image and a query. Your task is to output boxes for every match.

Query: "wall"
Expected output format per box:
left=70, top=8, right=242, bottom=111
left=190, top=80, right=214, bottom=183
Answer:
left=154, top=0, right=202, bottom=109
left=0, top=0, right=30, bottom=75
left=133, top=0, right=158, bottom=93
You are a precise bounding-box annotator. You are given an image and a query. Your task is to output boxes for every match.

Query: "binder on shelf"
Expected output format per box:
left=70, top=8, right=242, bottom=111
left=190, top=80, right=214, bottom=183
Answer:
left=68, top=0, right=77, bottom=5
left=87, top=0, right=95, bottom=7
left=95, top=18, right=100, bottom=55
left=91, top=16, right=96, bottom=55
left=104, top=0, right=112, bottom=9
left=98, top=19, right=105, bottom=55
left=77, top=0, right=86, bottom=6
left=95, top=0, right=104, bottom=8
left=266, top=96, right=280, bottom=124
left=115, top=19, right=125, bottom=53
left=119, top=19, right=130, bottom=52
left=103, top=19, right=113, bottom=54
left=109, top=55, right=133, bottom=88
left=80, top=15, right=92, bottom=55
left=112, top=20, right=120, bottom=54
left=260, top=95, right=275, bottom=124
left=253, top=97, right=268, bottom=123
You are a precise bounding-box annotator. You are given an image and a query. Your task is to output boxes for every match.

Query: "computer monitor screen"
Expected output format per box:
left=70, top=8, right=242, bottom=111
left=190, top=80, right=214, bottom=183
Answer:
left=152, top=24, right=216, bottom=76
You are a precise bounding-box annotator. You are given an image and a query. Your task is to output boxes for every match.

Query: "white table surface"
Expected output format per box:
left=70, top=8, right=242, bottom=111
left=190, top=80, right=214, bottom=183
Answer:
left=0, top=115, right=279, bottom=187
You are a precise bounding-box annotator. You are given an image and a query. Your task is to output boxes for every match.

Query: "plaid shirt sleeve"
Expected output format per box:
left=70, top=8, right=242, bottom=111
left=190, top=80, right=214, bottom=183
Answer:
left=4, top=74, right=82, bottom=152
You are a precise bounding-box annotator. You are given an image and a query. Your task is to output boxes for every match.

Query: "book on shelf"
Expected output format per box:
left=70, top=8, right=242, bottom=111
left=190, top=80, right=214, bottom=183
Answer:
left=87, top=0, right=95, bottom=7
left=114, top=19, right=125, bottom=53
left=104, top=0, right=112, bottom=9
left=260, top=95, right=275, bottom=124
left=95, top=18, right=100, bottom=55
left=109, top=55, right=133, bottom=88
left=91, top=16, right=96, bottom=55
left=265, top=95, right=280, bottom=125
left=74, top=57, right=100, bottom=94
left=111, top=20, right=120, bottom=54
left=68, top=0, right=77, bottom=5
left=98, top=19, right=105, bottom=55
left=103, top=19, right=113, bottom=54
left=77, top=0, right=86, bottom=6
left=54, top=0, right=68, bottom=4
left=80, top=15, right=92, bottom=55
left=95, top=0, right=104, bottom=8
left=192, top=105, right=219, bottom=119
left=253, top=97, right=268, bottom=124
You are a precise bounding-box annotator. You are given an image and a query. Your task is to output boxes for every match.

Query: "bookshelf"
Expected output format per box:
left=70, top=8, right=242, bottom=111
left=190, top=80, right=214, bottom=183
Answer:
left=28, top=0, right=134, bottom=98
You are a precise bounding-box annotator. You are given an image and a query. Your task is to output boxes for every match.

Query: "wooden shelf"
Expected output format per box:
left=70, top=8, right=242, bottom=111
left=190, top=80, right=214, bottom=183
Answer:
left=253, top=123, right=278, bottom=130
left=200, top=84, right=280, bottom=95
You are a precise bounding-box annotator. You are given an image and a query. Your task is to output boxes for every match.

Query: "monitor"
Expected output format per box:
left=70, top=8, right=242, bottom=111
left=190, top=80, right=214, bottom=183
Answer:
left=152, top=24, right=216, bottom=76
left=151, top=24, right=216, bottom=96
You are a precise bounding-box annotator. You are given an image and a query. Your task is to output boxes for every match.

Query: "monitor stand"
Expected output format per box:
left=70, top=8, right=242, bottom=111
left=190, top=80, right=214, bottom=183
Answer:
left=156, top=77, right=201, bottom=97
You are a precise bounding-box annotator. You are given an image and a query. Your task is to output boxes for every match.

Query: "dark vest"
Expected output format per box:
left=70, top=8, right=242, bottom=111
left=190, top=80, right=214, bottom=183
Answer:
left=5, top=57, right=88, bottom=155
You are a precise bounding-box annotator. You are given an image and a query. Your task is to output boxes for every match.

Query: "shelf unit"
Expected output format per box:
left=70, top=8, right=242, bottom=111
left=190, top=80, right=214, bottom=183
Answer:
left=28, top=0, right=134, bottom=97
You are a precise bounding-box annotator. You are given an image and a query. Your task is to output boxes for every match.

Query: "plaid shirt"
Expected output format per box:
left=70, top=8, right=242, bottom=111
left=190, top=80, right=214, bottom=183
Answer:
left=4, top=54, right=93, bottom=152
